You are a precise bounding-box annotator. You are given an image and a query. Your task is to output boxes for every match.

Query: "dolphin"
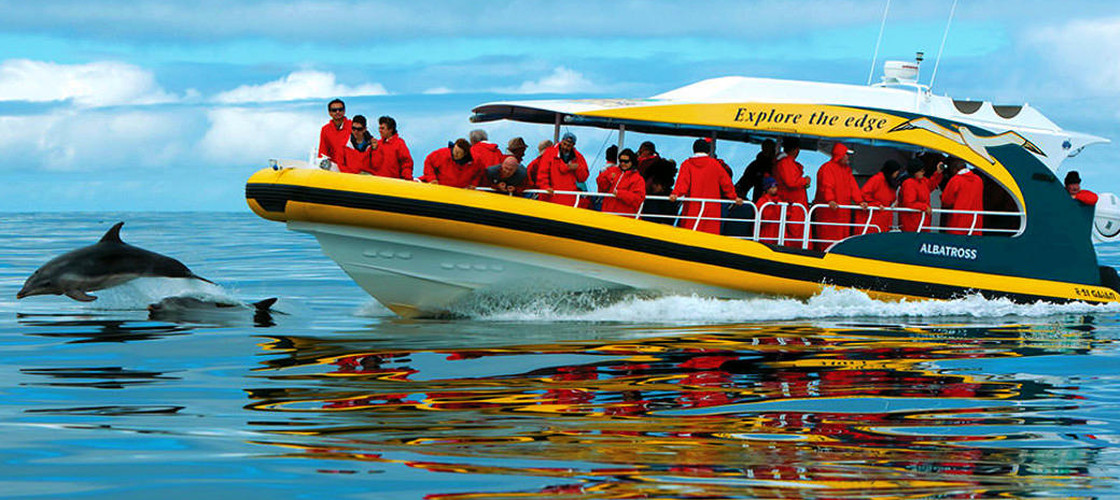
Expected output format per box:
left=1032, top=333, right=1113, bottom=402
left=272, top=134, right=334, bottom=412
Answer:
left=147, top=297, right=280, bottom=326
left=17, top=222, right=214, bottom=302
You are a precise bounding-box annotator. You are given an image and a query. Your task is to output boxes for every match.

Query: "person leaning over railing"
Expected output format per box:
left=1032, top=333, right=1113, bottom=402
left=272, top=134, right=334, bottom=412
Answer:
left=597, top=148, right=646, bottom=217
left=859, top=159, right=902, bottom=234
left=668, top=139, right=743, bottom=234
left=899, top=159, right=936, bottom=232
left=484, top=157, right=532, bottom=196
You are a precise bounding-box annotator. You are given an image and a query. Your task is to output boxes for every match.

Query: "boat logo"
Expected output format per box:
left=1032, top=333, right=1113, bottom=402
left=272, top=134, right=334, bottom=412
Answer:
left=889, top=118, right=1045, bottom=164
left=919, top=243, right=978, bottom=260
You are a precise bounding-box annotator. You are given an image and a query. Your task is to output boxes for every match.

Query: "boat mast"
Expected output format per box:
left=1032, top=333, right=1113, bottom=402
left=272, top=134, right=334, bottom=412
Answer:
left=866, top=0, right=892, bottom=86
left=929, top=0, right=959, bottom=89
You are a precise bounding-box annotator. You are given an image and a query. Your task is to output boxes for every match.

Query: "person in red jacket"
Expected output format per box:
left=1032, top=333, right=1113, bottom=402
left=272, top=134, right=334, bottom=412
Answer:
left=338, top=115, right=376, bottom=175
left=318, top=99, right=351, bottom=168
left=469, top=129, right=506, bottom=170
left=941, top=160, right=984, bottom=235
left=669, top=139, right=743, bottom=234
left=773, top=137, right=811, bottom=247
left=813, top=142, right=867, bottom=250
left=526, top=139, right=553, bottom=188
left=858, top=159, right=902, bottom=234
left=537, top=132, right=589, bottom=207
left=1065, top=171, right=1098, bottom=205
left=598, top=148, right=646, bottom=217
left=756, top=177, right=783, bottom=244
left=420, top=138, right=479, bottom=187
left=899, top=159, right=936, bottom=232
left=372, top=116, right=413, bottom=180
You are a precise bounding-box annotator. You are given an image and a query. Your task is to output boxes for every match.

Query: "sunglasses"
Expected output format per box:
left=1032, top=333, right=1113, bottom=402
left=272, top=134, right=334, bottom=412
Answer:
left=352, top=126, right=365, bottom=131
left=619, top=158, right=633, bottom=164
left=330, top=107, right=345, bottom=112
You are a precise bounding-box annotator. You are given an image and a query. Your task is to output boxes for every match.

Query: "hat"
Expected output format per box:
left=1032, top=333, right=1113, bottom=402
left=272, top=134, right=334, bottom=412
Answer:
left=762, top=176, right=777, bottom=190
left=905, top=158, right=924, bottom=175
left=507, top=137, right=528, bottom=152
left=561, top=132, right=577, bottom=144
left=1065, top=171, right=1081, bottom=186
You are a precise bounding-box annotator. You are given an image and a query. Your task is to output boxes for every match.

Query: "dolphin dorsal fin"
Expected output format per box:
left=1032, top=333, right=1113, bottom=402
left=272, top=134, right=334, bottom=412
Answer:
left=100, top=222, right=125, bottom=243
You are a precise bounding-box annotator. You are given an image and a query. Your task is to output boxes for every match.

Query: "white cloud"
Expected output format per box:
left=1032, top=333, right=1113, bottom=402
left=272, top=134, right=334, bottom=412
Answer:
left=1027, top=17, right=1120, bottom=95
left=0, top=109, right=188, bottom=172
left=505, top=67, right=597, bottom=94
left=423, top=86, right=453, bottom=95
left=0, top=59, right=176, bottom=107
left=199, top=107, right=321, bottom=166
left=213, top=70, right=388, bottom=103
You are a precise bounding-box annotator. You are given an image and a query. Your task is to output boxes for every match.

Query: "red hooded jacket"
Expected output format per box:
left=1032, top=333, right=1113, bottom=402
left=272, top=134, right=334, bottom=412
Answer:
left=859, top=172, right=896, bottom=234
left=598, top=166, right=646, bottom=216
left=812, top=143, right=864, bottom=250
left=672, top=154, right=737, bottom=234
left=339, top=137, right=376, bottom=175
left=420, top=147, right=479, bottom=187
left=537, top=145, right=589, bottom=206
left=470, top=142, right=506, bottom=169
left=373, top=134, right=413, bottom=180
left=941, top=169, right=984, bottom=235
left=773, top=152, right=811, bottom=246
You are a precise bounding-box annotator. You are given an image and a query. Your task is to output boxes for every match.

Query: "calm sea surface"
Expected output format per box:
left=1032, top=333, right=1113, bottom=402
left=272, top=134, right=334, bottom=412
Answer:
left=3, top=212, right=1120, bottom=499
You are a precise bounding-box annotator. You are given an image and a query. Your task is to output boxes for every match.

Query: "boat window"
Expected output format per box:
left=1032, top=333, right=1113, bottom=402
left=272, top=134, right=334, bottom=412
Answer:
left=993, top=105, right=1023, bottom=119
left=953, top=100, right=983, bottom=114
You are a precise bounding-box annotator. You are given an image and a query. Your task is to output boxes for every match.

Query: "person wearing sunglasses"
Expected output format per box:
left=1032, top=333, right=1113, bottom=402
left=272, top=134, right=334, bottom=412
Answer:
left=598, top=148, right=646, bottom=217
left=339, top=115, right=376, bottom=175
left=318, top=99, right=352, bottom=168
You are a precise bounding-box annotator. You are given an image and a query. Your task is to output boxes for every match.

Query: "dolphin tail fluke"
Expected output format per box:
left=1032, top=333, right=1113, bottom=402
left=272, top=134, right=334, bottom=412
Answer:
left=252, top=298, right=278, bottom=311
left=100, top=222, right=125, bottom=243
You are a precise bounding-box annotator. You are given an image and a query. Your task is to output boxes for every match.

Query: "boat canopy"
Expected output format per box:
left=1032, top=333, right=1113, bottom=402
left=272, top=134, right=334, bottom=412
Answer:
left=472, top=76, right=1108, bottom=173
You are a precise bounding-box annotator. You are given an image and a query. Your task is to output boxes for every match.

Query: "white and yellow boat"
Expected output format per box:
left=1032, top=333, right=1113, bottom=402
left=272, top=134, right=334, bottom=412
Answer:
left=246, top=64, right=1118, bottom=317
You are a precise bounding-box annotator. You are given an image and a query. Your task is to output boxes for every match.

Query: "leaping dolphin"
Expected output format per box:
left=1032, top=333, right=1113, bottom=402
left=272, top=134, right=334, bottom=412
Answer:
left=17, top=222, right=214, bottom=302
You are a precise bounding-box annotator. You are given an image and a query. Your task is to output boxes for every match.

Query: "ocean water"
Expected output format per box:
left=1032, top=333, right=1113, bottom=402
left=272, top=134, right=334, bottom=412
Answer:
left=3, top=212, right=1120, bottom=499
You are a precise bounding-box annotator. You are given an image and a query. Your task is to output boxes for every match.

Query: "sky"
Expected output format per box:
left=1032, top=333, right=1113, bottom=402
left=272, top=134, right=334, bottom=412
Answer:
left=1, top=0, right=1118, bottom=211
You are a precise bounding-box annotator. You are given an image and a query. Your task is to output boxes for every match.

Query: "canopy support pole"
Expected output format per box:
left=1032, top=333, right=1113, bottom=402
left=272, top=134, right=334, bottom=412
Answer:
left=618, top=124, right=626, bottom=150
left=711, top=130, right=718, bottom=156
left=553, top=114, right=561, bottom=143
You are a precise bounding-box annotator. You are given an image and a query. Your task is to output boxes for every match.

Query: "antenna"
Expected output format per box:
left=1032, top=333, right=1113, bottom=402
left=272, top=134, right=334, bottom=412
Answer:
left=929, top=0, right=959, bottom=89
left=867, top=0, right=892, bottom=85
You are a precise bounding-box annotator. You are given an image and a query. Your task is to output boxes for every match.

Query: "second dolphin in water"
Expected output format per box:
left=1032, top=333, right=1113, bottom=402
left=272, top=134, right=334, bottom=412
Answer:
left=17, top=222, right=213, bottom=302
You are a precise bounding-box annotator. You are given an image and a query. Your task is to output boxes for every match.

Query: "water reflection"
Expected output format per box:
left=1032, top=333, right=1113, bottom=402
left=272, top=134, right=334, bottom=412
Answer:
left=18, top=314, right=192, bottom=343
left=245, top=322, right=1110, bottom=498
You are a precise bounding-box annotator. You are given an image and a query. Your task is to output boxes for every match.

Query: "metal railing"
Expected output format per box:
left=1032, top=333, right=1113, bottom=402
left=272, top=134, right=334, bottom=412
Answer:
left=484, top=188, right=1026, bottom=249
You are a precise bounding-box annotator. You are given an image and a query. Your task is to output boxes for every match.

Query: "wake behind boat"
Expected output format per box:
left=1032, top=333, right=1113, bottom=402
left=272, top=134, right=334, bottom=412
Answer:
left=246, top=62, right=1119, bottom=317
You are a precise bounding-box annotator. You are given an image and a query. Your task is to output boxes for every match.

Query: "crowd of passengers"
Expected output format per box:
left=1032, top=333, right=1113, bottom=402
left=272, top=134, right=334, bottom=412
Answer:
left=318, top=98, right=1098, bottom=251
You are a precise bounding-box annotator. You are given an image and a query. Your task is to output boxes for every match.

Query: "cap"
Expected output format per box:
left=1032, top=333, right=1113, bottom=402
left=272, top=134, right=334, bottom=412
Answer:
left=761, top=176, right=777, bottom=190
left=561, top=132, right=577, bottom=144
left=507, top=137, right=528, bottom=152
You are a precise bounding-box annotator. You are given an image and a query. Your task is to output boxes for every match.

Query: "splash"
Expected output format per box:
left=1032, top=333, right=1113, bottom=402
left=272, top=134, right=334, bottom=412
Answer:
left=85, top=277, right=237, bottom=311
left=453, top=287, right=1120, bottom=323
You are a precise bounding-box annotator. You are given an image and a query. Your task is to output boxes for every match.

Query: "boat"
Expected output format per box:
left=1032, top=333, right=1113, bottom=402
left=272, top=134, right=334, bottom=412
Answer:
left=245, top=61, right=1120, bottom=317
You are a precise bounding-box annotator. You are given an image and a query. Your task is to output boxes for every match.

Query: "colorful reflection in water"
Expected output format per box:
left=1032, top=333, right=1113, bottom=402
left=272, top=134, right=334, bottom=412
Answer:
left=245, top=322, right=1112, bottom=498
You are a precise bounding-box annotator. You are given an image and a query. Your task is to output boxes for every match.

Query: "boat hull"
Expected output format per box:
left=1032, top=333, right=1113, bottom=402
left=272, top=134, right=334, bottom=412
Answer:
left=291, top=221, right=748, bottom=317
left=246, top=168, right=1120, bottom=317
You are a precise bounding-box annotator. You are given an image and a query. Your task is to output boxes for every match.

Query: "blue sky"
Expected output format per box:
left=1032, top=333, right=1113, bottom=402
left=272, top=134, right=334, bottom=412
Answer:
left=1, top=0, right=1118, bottom=211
